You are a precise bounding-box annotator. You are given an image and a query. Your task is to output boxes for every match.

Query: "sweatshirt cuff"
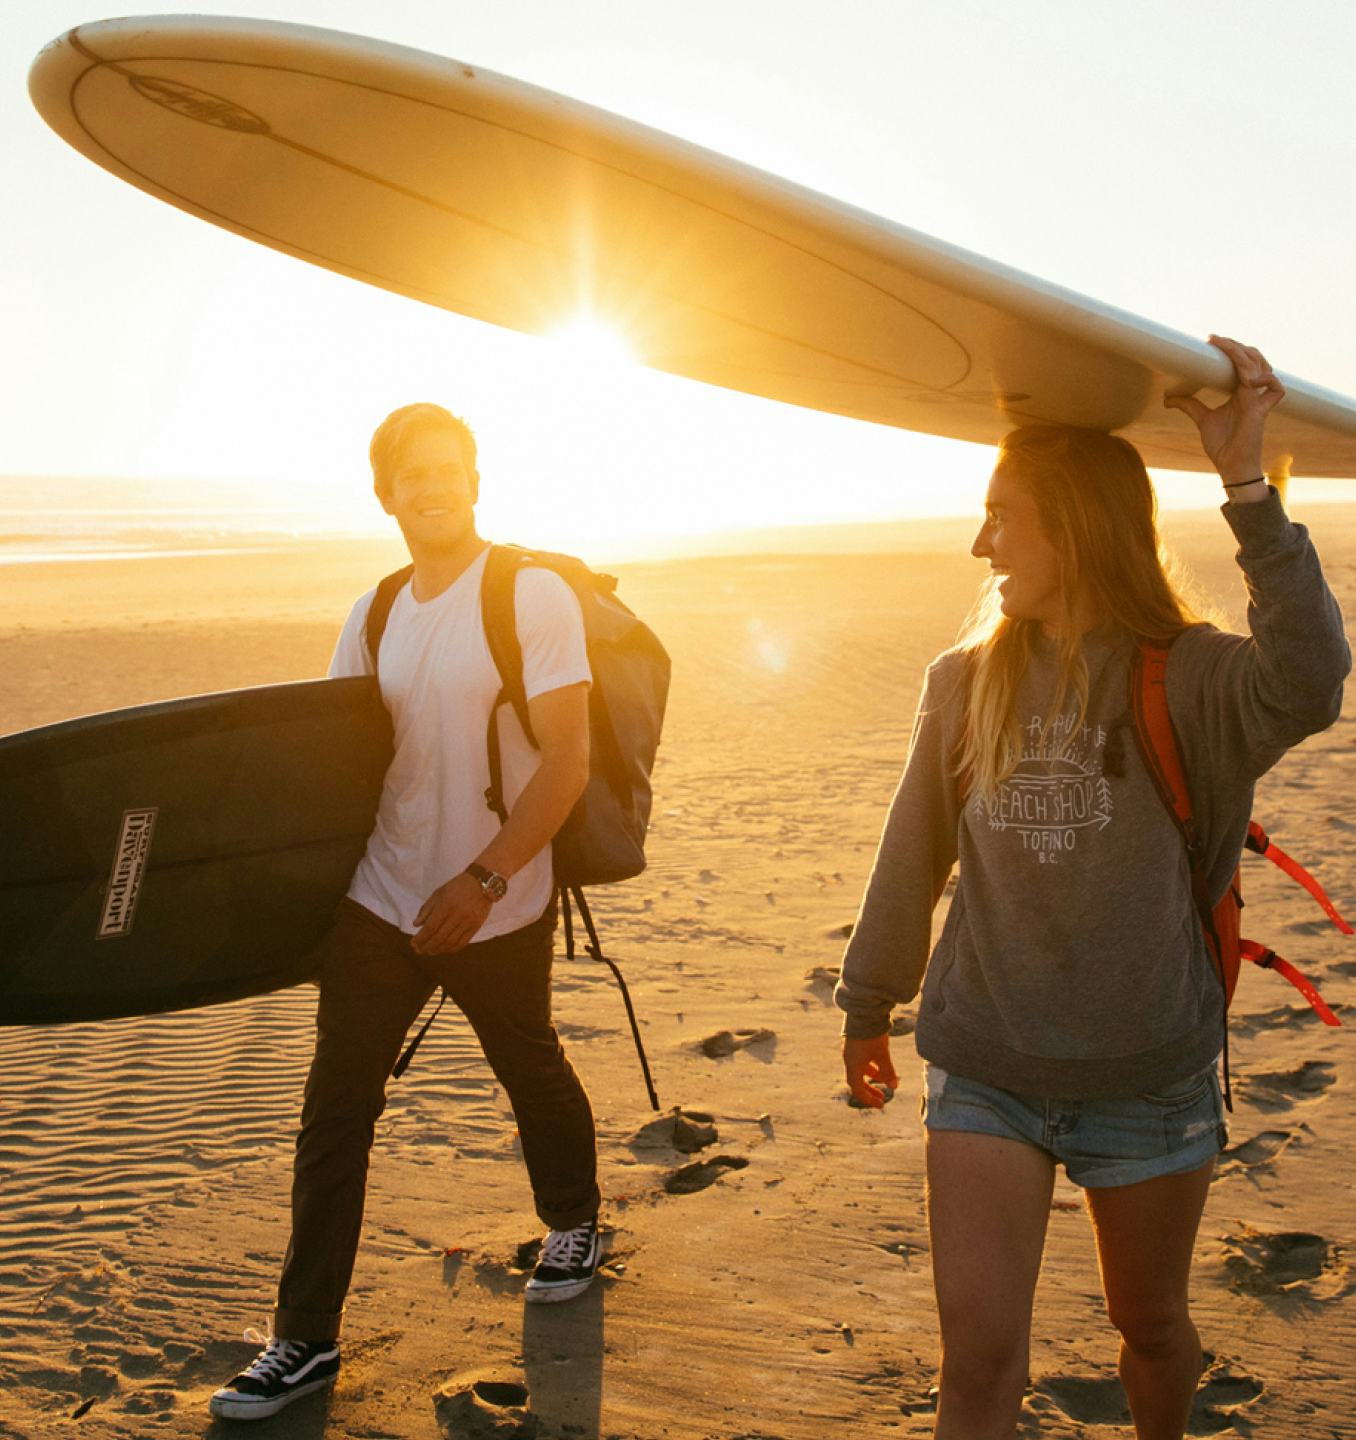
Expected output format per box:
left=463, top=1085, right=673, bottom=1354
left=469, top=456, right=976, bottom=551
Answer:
left=838, top=1008, right=892, bottom=1040
left=1220, top=485, right=1298, bottom=558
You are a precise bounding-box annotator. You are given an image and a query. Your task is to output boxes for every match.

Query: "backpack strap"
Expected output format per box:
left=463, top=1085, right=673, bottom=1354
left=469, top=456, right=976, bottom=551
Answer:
left=363, top=564, right=415, bottom=672
left=1131, top=639, right=1218, bottom=925
left=1247, top=821, right=1353, bottom=935
left=1130, top=642, right=1197, bottom=851
left=562, top=883, right=660, bottom=1111
left=1239, top=941, right=1340, bottom=1026
left=390, top=989, right=448, bottom=1078
left=1131, top=637, right=1239, bottom=1103
left=479, top=545, right=536, bottom=822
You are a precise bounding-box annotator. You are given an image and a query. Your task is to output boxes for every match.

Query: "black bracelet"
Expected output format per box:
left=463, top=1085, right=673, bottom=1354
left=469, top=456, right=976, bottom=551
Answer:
left=1222, top=476, right=1267, bottom=490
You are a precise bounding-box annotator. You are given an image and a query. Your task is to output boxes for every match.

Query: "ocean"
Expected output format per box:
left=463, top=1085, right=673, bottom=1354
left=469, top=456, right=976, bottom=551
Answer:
left=0, top=474, right=380, bottom=565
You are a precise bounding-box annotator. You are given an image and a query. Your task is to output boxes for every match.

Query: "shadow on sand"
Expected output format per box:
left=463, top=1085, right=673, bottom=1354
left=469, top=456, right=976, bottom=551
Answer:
left=522, top=1282, right=605, bottom=1438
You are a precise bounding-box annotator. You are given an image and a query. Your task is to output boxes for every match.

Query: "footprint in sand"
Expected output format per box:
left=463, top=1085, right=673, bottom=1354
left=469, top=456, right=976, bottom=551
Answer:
left=629, top=1107, right=719, bottom=1156
left=434, top=1378, right=535, bottom=1438
left=1188, top=1358, right=1266, bottom=1434
left=1221, top=1226, right=1351, bottom=1303
left=1032, top=1360, right=1265, bottom=1434
left=1330, top=958, right=1356, bottom=978
left=120, top=1390, right=179, bottom=1416
left=1031, top=1374, right=1128, bottom=1426
left=1218, top=1129, right=1295, bottom=1173
left=663, top=1155, right=750, bottom=1195
left=1237, top=1060, right=1336, bottom=1112
left=697, top=1028, right=776, bottom=1058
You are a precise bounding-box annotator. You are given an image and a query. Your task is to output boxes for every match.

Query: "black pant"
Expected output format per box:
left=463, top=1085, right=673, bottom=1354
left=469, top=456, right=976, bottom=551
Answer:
left=275, top=898, right=599, bottom=1341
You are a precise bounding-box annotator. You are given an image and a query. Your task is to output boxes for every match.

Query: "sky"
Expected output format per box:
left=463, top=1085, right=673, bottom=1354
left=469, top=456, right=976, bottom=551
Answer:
left=4, top=0, right=1356, bottom=557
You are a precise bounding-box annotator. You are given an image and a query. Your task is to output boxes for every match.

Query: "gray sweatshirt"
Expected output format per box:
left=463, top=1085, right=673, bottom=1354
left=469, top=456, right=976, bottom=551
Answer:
left=835, top=491, right=1350, bottom=1098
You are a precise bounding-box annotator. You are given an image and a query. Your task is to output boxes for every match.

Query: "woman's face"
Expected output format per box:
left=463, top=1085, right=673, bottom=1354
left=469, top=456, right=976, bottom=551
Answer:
left=970, top=465, right=1064, bottom=627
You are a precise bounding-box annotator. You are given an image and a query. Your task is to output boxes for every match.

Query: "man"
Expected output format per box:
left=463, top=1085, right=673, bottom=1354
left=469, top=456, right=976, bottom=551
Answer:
left=211, top=404, right=601, bottom=1422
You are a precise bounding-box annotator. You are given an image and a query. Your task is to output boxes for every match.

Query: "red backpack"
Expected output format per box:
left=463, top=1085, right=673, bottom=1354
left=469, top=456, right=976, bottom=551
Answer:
left=1132, top=641, right=1345, bottom=1099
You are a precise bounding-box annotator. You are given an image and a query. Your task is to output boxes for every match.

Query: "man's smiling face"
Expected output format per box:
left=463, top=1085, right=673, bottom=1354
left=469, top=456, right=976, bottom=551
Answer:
left=379, top=428, right=479, bottom=553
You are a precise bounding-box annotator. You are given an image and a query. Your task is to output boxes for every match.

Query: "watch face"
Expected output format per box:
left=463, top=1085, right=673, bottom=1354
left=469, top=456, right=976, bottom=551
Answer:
left=466, top=862, right=507, bottom=900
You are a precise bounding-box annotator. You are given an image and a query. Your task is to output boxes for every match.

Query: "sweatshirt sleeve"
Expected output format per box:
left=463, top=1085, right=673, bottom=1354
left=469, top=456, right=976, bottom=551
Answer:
left=834, top=653, right=966, bottom=1038
left=1169, top=489, right=1350, bottom=781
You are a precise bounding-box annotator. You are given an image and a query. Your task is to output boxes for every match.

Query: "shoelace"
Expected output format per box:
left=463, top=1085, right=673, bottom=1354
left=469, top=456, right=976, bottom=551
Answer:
left=538, top=1222, right=593, bottom=1269
left=239, top=1327, right=306, bottom=1381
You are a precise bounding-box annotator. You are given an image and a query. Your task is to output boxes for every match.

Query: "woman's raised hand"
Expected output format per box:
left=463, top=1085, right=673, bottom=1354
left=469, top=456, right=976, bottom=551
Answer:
left=1164, top=334, right=1286, bottom=484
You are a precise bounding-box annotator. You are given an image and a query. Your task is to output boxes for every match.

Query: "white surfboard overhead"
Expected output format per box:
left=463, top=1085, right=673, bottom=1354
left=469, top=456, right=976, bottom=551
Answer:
left=28, top=15, right=1356, bottom=477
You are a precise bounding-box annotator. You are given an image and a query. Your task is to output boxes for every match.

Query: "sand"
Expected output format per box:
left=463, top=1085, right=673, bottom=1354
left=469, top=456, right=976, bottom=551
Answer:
left=2, top=506, right=1354, bottom=1439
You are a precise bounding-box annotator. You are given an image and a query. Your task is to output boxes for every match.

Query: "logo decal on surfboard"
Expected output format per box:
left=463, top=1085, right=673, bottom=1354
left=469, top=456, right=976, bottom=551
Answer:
left=128, top=75, right=270, bottom=134
left=97, top=808, right=158, bottom=939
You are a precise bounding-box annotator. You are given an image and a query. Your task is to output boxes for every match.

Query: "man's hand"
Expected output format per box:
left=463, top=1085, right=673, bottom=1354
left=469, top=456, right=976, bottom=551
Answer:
left=1164, top=334, right=1285, bottom=484
left=412, top=872, right=492, bottom=955
left=843, top=1034, right=899, bottom=1109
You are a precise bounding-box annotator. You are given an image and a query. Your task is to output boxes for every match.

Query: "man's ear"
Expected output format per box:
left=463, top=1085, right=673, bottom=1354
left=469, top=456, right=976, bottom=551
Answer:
left=375, top=480, right=395, bottom=516
left=469, top=469, right=480, bottom=506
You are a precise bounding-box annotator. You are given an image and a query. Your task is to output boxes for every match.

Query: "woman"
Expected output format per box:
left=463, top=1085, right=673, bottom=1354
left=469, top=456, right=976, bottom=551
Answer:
left=835, top=336, right=1350, bottom=1440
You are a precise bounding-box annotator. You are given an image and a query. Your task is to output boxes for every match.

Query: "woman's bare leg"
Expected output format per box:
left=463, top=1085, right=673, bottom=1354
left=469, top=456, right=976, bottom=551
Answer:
left=1084, top=1159, right=1215, bottom=1439
left=926, top=1129, right=1056, bottom=1439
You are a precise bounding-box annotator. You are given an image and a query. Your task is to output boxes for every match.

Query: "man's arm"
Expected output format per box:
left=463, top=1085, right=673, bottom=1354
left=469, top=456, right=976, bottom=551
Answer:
left=411, top=681, right=589, bottom=955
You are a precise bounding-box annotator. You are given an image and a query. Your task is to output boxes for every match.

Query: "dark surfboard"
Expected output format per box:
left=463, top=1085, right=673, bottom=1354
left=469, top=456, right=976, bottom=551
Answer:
left=0, top=677, right=391, bottom=1025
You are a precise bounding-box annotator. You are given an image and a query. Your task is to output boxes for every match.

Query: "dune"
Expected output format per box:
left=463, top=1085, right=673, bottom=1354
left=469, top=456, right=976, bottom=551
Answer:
left=2, top=504, right=1354, bottom=1437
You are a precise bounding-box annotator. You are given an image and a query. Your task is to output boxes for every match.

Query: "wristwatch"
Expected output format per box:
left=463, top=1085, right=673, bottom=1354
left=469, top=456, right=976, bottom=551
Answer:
left=464, top=862, right=508, bottom=902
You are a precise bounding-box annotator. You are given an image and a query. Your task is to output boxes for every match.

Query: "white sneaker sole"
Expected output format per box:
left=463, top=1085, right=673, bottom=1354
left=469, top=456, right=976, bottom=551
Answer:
left=524, top=1272, right=598, bottom=1303
left=208, top=1372, right=337, bottom=1420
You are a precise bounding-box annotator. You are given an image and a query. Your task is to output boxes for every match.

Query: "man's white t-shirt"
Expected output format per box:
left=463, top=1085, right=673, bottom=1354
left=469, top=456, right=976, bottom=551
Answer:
left=329, top=546, right=591, bottom=942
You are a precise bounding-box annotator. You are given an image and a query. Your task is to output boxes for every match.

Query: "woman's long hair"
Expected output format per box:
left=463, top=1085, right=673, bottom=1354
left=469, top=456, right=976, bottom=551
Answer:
left=956, top=426, right=1201, bottom=798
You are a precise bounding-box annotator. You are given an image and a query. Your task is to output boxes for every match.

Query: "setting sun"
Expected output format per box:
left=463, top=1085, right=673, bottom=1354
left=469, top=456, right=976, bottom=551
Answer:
left=546, top=313, right=638, bottom=373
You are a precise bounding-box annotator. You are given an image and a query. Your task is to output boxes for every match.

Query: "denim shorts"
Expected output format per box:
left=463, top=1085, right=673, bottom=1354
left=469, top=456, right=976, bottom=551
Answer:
left=921, top=1063, right=1227, bottom=1189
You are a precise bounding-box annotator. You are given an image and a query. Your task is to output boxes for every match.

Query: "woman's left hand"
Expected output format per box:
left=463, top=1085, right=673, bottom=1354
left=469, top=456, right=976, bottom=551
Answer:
left=1164, top=334, right=1286, bottom=483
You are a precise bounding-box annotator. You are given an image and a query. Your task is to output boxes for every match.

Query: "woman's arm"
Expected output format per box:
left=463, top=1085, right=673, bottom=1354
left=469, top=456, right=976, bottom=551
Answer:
left=835, top=657, right=964, bottom=1108
left=834, top=655, right=965, bottom=1038
left=1164, top=336, right=1350, bottom=776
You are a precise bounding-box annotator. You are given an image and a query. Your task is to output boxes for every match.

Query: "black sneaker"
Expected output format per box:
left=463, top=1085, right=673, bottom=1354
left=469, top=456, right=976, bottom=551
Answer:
left=209, top=1331, right=340, bottom=1420
left=524, top=1217, right=601, bottom=1303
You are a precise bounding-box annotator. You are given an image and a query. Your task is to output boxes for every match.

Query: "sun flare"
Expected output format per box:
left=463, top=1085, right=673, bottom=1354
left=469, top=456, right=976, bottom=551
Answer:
left=546, top=313, right=638, bottom=372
